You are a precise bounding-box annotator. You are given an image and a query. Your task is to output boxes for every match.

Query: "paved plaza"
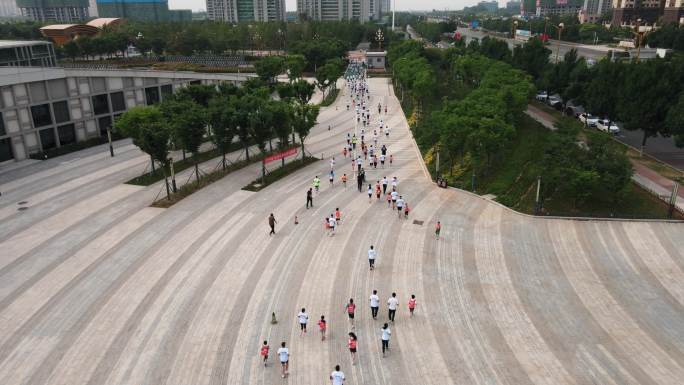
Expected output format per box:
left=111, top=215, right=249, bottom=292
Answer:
left=0, top=78, right=683, bottom=384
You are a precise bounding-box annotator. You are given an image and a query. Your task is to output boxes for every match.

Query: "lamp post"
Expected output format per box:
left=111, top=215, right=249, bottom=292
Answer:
left=512, top=20, right=518, bottom=39
left=553, top=22, right=564, bottom=63
left=633, top=18, right=648, bottom=62
left=277, top=28, right=284, bottom=54
left=543, top=17, right=549, bottom=41
left=376, top=28, right=385, bottom=50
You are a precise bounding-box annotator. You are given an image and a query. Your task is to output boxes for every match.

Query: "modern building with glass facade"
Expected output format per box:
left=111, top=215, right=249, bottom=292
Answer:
left=16, top=0, right=90, bottom=22
left=0, top=41, right=57, bottom=68
left=96, top=0, right=191, bottom=22
left=206, top=0, right=286, bottom=22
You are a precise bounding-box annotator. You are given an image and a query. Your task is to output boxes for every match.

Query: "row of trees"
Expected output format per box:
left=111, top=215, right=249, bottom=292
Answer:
left=253, top=54, right=345, bottom=99
left=645, top=23, right=684, bottom=52
left=115, top=79, right=320, bottom=197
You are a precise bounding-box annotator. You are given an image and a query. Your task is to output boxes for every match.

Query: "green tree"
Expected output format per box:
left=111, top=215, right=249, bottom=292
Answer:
left=666, top=93, right=684, bottom=148
left=285, top=54, right=307, bottom=81
left=176, top=84, right=217, bottom=107
left=208, top=95, right=237, bottom=170
left=584, top=59, right=623, bottom=125
left=292, top=103, right=319, bottom=161
left=114, top=106, right=171, bottom=197
left=270, top=101, right=293, bottom=167
left=62, top=41, right=80, bottom=61
left=512, top=38, right=550, bottom=81
left=255, top=56, right=285, bottom=85
left=160, top=97, right=207, bottom=183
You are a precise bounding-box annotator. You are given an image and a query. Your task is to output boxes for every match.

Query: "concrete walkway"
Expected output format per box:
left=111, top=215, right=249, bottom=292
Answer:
left=0, top=79, right=682, bottom=385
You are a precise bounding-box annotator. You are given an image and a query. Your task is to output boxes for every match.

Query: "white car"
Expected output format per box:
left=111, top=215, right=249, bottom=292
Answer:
left=596, top=119, right=620, bottom=134
left=535, top=91, right=548, bottom=101
left=579, top=113, right=599, bottom=127
left=546, top=95, right=563, bottom=109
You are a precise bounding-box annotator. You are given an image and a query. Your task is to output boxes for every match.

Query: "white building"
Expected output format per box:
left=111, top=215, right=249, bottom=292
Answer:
left=206, top=0, right=285, bottom=22
left=0, top=0, right=21, bottom=17
left=580, top=0, right=611, bottom=22
left=297, top=0, right=381, bottom=21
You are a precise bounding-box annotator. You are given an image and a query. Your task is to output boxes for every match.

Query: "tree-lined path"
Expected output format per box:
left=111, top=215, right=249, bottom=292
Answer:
left=0, top=78, right=683, bottom=384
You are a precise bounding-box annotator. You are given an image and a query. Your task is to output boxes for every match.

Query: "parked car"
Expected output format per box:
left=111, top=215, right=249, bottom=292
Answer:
left=546, top=94, right=563, bottom=110
left=535, top=91, right=548, bottom=101
left=578, top=113, right=599, bottom=127
left=565, top=104, right=585, bottom=118
left=596, top=119, right=620, bottom=134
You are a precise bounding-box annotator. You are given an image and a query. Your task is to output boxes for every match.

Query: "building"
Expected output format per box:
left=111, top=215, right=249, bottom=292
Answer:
left=96, top=0, right=192, bottom=22
left=580, top=0, right=611, bottom=22
left=506, top=1, right=522, bottom=12
left=297, top=0, right=380, bottom=21
left=366, top=51, right=386, bottom=70
left=39, top=18, right=123, bottom=46
left=0, top=0, right=21, bottom=17
left=535, top=0, right=583, bottom=16
left=0, top=41, right=256, bottom=163
left=16, top=0, right=90, bottom=22
left=611, top=0, right=665, bottom=25
left=0, top=40, right=57, bottom=67
left=663, top=0, right=684, bottom=23
left=477, top=0, right=499, bottom=12
left=206, top=0, right=286, bottom=22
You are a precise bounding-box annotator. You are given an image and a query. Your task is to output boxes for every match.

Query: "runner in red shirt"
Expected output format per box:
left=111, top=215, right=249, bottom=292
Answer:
left=260, top=341, right=269, bottom=366
left=345, top=298, right=356, bottom=329
left=318, top=315, right=327, bottom=341
left=348, top=332, right=358, bottom=365
left=408, top=295, right=417, bottom=317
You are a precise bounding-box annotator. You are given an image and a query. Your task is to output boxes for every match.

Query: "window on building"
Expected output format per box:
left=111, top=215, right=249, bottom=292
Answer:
left=31, top=104, right=52, bottom=127
left=110, top=91, right=126, bottom=112
left=98, top=116, right=112, bottom=137
left=92, top=94, right=110, bottom=115
left=91, top=77, right=106, bottom=92
left=57, top=124, right=76, bottom=146
left=190, top=80, right=201, bottom=85
left=39, top=128, right=56, bottom=150
left=145, top=87, right=160, bottom=105
left=0, top=112, right=5, bottom=136
left=0, top=138, right=12, bottom=162
left=48, top=79, right=68, bottom=99
left=52, top=101, right=70, bottom=123
left=161, top=84, right=173, bottom=99
left=29, top=81, right=48, bottom=102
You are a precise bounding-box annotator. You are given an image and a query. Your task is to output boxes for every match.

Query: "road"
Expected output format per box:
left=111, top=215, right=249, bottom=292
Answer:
left=456, top=27, right=658, bottom=62
left=616, top=129, right=684, bottom=171
left=0, top=77, right=683, bottom=384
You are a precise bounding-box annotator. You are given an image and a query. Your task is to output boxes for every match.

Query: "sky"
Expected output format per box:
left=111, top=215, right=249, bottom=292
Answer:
left=168, top=0, right=497, bottom=13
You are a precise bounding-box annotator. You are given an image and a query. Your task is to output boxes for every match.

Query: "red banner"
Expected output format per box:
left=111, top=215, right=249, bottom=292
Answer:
left=264, top=147, right=298, bottom=164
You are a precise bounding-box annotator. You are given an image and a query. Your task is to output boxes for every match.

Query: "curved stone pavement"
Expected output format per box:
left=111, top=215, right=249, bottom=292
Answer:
left=0, top=78, right=682, bottom=385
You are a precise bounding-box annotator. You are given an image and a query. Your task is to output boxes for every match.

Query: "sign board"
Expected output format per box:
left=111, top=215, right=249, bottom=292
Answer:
left=470, top=20, right=479, bottom=29
left=264, top=147, right=298, bottom=164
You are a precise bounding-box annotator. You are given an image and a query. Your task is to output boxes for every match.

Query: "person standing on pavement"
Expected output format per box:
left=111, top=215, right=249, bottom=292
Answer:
left=313, top=176, right=321, bottom=194
left=357, top=172, right=363, bottom=192
left=369, top=289, right=380, bottom=319
left=381, top=323, right=391, bottom=357
left=278, top=342, right=289, bottom=378
left=388, top=292, right=399, bottom=322
left=306, top=188, right=313, bottom=209
left=268, top=213, right=277, bottom=235
left=368, top=245, right=377, bottom=270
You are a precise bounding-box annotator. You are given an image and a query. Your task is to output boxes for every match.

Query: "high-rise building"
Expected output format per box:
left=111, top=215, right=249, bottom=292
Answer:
left=611, top=0, right=665, bottom=25
left=477, top=0, right=499, bottom=12
left=506, top=1, right=522, bottom=12
left=297, top=0, right=380, bottom=21
left=97, top=0, right=191, bottom=22
left=535, top=0, right=583, bottom=17
left=663, top=0, right=684, bottom=23
left=16, top=0, right=90, bottom=22
left=580, top=0, right=611, bottom=22
left=0, top=0, right=21, bottom=17
left=206, top=0, right=285, bottom=22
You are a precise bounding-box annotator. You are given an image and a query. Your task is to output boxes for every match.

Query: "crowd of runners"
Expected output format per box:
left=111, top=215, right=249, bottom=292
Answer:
left=262, top=62, right=441, bottom=383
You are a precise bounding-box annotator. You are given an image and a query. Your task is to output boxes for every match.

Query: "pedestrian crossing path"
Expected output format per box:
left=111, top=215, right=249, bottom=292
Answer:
left=0, top=78, right=682, bottom=384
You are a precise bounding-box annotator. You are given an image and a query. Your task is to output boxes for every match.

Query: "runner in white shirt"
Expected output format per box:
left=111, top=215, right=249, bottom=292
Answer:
left=369, top=289, right=380, bottom=319
left=396, top=196, right=405, bottom=218
left=381, top=323, right=391, bottom=357
left=328, top=216, right=336, bottom=236
left=387, top=292, right=399, bottom=322
left=392, top=176, right=398, bottom=189
left=368, top=245, right=377, bottom=270
left=390, top=190, right=398, bottom=208
left=330, top=365, right=345, bottom=385
left=277, top=342, right=289, bottom=378
left=382, top=177, right=388, bottom=194
left=298, top=308, right=309, bottom=335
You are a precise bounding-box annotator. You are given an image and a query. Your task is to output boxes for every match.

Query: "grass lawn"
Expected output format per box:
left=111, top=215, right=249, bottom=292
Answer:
left=320, top=88, right=340, bottom=107
left=243, top=156, right=319, bottom=191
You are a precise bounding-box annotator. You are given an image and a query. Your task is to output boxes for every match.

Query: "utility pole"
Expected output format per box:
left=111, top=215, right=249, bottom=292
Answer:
left=170, top=158, right=177, bottom=193
left=392, top=0, right=396, bottom=31
left=107, top=127, right=114, bottom=157
left=668, top=183, right=679, bottom=219
left=534, top=176, right=542, bottom=215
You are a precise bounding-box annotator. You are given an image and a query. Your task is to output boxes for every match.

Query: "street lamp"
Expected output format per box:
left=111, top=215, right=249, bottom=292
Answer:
left=632, top=18, right=649, bottom=62
left=553, top=22, right=564, bottom=63
left=277, top=28, right=285, bottom=53
left=376, top=28, right=385, bottom=50
left=512, top=20, right=518, bottom=39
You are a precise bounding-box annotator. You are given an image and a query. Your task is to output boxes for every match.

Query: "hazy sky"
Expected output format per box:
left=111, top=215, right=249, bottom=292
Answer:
left=168, top=0, right=498, bottom=13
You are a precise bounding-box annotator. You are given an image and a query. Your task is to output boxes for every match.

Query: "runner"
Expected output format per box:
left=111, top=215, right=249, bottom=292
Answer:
left=278, top=342, right=289, bottom=378
left=328, top=215, right=337, bottom=236
left=435, top=221, right=441, bottom=240
left=381, top=323, right=391, bottom=357
left=346, top=298, right=356, bottom=328
left=408, top=294, right=417, bottom=317
left=268, top=213, right=276, bottom=236
left=389, top=154, right=393, bottom=167
left=388, top=292, right=399, bottom=322
left=260, top=341, right=269, bottom=366
left=375, top=182, right=382, bottom=200
left=386, top=192, right=392, bottom=207
left=392, top=176, right=398, bottom=189
left=313, top=176, right=321, bottom=193
left=343, top=147, right=347, bottom=158
left=404, top=203, right=410, bottom=219
left=348, top=332, right=358, bottom=364
left=341, top=173, right=347, bottom=188
left=330, top=157, right=335, bottom=170
left=330, top=365, right=345, bottom=385
left=373, top=154, right=378, bottom=169
left=357, top=172, right=363, bottom=192
left=305, top=188, right=314, bottom=209
left=335, top=208, right=342, bottom=223
left=367, top=184, right=373, bottom=202
left=380, top=154, right=385, bottom=168
left=368, top=245, right=377, bottom=270
left=298, top=308, right=309, bottom=336
left=382, top=176, right=388, bottom=194
left=318, top=315, right=327, bottom=341
left=396, top=196, right=404, bottom=218
left=329, top=170, right=335, bottom=186
left=391, top=189, right=398, bottom=209
left=369, top=289, right=380, bottom=319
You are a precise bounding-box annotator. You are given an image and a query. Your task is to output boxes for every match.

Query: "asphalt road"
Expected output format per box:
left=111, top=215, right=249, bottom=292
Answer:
left=616, top=129, right=684, bottom=171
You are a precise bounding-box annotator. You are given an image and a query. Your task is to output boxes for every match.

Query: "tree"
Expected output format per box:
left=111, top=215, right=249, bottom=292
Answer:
left=285, top=54, right=306, bottom=81
left=62, top=41, right=80, bottom=61
left=666, top=93, right=684, bottom=148
left=114, top=106, right=171, bottom=198
left=292, top=79, right=316, bottom=105
left=270, top=101, right=293, bottom=167
left=292, top=103, right=319, bottom=161
left=512, top=38, right=550, bottom=81
left=176, top=84, right=217, bottom=107
left=208, top=95, right=237, bottom=170
left=76, top=35, right=94, bottom=60
left=584, top=59, right=623, bottom=126
left=160, top=97, right=207, bottom=183
left=255, top=56, right=285, bottom=85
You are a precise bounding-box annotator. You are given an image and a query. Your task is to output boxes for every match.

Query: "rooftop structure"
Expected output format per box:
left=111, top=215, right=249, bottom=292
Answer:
left=0, top=40, right=57, bottom=67
left=39, top=23, right=99, bottom=45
